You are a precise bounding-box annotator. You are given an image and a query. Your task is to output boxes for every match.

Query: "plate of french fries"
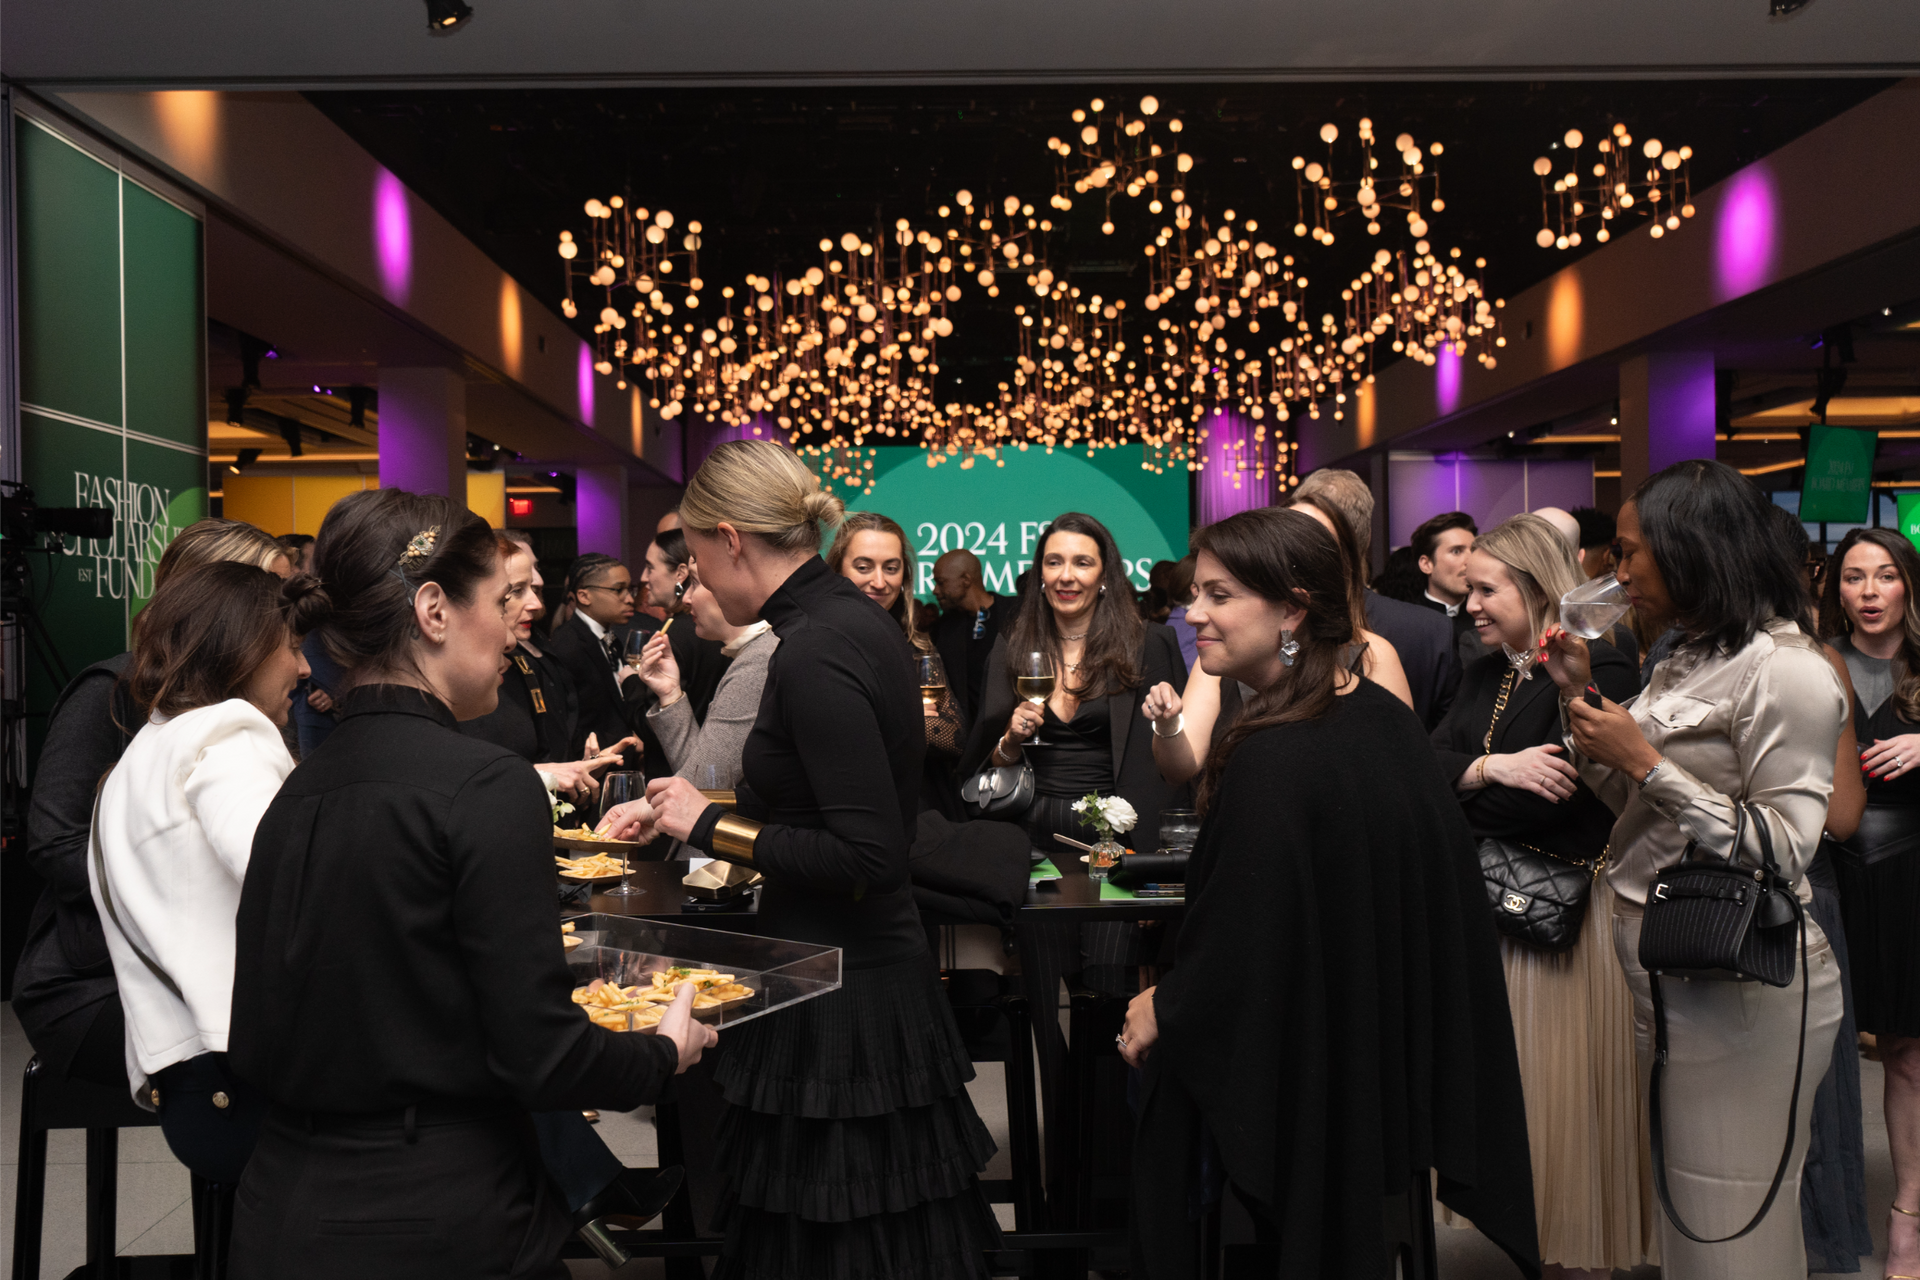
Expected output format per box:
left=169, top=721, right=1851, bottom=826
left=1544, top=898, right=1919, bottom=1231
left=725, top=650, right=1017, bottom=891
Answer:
left=555, top=852, right=632, bottom=881
left=570, top=968, right=757, bottom=1032
left=554, top=823, right=642, bottom=854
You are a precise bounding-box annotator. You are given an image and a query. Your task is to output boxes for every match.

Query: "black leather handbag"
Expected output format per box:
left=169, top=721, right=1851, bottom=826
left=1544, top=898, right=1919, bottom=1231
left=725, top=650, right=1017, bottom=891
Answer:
left=1473, top=667, right=1600, bottom=951
left=959, top=761, right=1034, bottom=819
left=1477, top=837, right=1600, bottom=951
left=1640, top=801, right=1810, bottom=1244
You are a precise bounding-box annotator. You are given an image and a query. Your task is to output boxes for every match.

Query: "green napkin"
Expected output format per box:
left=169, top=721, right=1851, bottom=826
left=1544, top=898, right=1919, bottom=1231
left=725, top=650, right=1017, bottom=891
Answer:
left=1098, top=878, right=1137, bottom=901
left=1030, top=858, right=1063, bottom=883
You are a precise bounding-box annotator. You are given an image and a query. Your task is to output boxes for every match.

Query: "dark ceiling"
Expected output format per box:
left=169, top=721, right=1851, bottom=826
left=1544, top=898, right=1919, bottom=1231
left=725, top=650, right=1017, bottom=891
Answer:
left=310, top=80, right=1890, bottom=395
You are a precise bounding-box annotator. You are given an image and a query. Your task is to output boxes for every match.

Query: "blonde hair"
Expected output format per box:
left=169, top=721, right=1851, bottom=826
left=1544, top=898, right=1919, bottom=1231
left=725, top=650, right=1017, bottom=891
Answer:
left=154, top=518, right=287, bottom=590
left=679, top=440, right=844, bottom=553
left=1472, top=513, right=1583, bottom=638
left=825, top=510, right=926, bottom=649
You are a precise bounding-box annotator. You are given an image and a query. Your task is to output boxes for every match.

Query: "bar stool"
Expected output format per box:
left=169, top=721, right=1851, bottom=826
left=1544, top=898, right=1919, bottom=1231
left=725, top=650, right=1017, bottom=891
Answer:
left=12, top=1054, right=202, bottom=1279
left=942, top=968, right=1043, bottom=1232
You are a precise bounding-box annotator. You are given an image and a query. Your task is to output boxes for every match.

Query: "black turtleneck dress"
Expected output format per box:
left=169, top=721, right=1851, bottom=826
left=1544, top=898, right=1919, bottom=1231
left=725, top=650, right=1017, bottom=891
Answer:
left=683, top=557, right=1001, bottom=1279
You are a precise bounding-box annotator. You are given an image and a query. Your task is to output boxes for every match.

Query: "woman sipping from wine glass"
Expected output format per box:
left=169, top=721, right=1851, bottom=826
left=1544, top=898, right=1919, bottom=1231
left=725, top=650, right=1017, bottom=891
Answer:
left=1540, top=459, right=1848, bottom=1279
left=1118, top=506, right=1537, bottom=1279
left=1427, top=514, right=1650, bottom=1279
left=825, top=510, right=968, bottom=816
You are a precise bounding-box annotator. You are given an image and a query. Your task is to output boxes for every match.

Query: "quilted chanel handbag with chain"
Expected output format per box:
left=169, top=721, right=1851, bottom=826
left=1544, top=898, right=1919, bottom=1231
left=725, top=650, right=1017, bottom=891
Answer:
left=1473, top=666, right=1601, bottom=951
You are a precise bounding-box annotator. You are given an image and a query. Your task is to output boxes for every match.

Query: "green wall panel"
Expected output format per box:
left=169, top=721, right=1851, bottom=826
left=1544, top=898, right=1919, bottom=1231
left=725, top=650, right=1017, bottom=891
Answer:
left=16, top=118, right=124, bottom=428
left=14, top=110, right=205, bottom=718
left=123, top=182, right=205, bottom=443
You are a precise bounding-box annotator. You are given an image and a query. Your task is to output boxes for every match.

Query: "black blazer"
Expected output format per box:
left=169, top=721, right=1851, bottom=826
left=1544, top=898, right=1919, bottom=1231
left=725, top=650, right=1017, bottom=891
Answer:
left=961, top=624, right=1188, bottom=853
left=1365, top=589, right=1461, bottom=730
left=1429, top=639, right=1637, bottom=862
left=543, top=612, right=661, bottom=770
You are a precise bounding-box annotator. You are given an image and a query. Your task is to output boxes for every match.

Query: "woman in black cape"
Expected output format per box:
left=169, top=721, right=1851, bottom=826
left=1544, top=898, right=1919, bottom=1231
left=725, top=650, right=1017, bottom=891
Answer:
left=1119, top=507, right=1540, bottom=1279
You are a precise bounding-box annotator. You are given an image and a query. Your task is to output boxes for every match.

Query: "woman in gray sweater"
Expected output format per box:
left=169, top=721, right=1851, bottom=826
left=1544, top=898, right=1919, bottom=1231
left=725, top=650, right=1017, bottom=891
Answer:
left=637, top=570, right=777, bottom=837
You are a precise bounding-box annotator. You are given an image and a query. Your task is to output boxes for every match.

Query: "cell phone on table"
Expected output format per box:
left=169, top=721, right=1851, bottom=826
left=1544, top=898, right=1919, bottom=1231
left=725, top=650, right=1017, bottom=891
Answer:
left=1583, top=685, right=1604, bottom=710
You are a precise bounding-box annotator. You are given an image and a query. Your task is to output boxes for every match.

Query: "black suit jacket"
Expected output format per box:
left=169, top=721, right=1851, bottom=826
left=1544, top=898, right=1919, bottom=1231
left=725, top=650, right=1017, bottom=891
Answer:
left=1364, top=589, right=1461, bottom=730
left=543, top=612, right=662, bottom=771
left=930, top=593, right=1018, bottom=729
left=961, top=624, right=1188, bottom=853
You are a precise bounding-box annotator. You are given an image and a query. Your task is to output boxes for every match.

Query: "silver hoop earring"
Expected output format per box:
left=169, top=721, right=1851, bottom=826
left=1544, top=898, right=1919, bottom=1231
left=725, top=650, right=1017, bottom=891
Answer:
left=1279, top=629, right=1300, bottom=668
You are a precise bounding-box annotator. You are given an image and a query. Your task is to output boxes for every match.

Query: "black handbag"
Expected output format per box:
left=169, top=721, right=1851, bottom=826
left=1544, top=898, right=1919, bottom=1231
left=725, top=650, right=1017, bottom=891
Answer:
left=1640, top=801, right=1810, bottom=1244
left=1477, top=837, right=1601, bottom=951
left=959, top=761, right=1034, bottom=819
left=1473, top=667, right=1600, bottom=951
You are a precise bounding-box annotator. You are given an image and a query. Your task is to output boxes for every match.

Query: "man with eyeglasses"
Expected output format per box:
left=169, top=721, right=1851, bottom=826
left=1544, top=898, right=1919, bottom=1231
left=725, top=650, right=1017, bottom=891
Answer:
left=545, top=553, right=661, bottom=772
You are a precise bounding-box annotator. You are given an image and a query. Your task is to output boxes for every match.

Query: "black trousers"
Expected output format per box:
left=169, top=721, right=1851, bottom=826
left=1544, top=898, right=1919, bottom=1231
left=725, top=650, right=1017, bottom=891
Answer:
left=231, top=1103, right=571, bottom=1280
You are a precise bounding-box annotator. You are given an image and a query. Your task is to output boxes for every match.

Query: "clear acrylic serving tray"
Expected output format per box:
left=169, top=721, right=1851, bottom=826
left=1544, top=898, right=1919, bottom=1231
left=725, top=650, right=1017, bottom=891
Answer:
left=562, top=914, right=842, bottom=1032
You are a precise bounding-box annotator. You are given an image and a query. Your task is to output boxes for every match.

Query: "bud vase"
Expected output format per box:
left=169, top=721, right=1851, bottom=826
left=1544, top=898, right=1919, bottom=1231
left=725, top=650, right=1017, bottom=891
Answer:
left=1088, top=838, right=1125, bottom=881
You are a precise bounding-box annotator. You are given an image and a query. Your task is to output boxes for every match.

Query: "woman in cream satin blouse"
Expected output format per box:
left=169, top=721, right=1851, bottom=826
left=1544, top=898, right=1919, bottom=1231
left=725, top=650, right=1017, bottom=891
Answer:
left=1543, top=460, right=1848, bottom=1280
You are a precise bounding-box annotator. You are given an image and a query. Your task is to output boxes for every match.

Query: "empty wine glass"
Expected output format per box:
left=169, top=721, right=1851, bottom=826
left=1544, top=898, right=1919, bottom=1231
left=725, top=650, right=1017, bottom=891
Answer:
left=598, top=771, right=644, bottom=898
left=1015, top=652, right=1056, bottom=747
left=1559, top=575, right=1631, bottom=640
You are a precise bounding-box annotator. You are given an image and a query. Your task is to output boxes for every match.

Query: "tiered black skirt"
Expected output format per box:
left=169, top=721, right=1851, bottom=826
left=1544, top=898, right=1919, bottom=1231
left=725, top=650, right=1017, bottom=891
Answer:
left=709, top=951, right=1003, bottom=1280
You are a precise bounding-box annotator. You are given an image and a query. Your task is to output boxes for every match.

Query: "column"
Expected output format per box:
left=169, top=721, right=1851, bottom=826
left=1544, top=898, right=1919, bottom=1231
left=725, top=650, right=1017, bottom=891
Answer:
left=377, top=367, right=466, bottom=498
left=576, top=465, right=629, bottom=561
left=1618, top=352, right=1717, bottom=496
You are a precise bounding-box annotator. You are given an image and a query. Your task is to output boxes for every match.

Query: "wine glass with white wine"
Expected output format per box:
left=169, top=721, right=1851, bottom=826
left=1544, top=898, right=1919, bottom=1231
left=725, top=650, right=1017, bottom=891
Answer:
left=1015, top=652, right=1056, bottom=748
left=915, top=652, right=948, bottom=718
left=1559, top=575, right=1632, bottom=640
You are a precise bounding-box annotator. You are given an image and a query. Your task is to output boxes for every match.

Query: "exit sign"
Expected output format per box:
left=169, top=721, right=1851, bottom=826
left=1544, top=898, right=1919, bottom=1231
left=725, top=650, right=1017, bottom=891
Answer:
left=509, top=497, right=534, bottom=518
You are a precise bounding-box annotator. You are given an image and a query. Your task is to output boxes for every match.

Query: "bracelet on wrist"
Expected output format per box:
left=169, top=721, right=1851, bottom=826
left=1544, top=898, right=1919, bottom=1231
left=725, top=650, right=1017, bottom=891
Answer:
left=1638, top=757, right=1666, bottom=787
left=1151, top=712, right=1186, bottom=740
left=1476, top=755, right=1490, bottom=788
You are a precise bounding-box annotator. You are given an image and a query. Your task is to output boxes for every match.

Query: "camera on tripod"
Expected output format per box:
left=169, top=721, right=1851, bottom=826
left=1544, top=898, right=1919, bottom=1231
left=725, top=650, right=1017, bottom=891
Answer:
left=2, top=482, right=116, bottom=548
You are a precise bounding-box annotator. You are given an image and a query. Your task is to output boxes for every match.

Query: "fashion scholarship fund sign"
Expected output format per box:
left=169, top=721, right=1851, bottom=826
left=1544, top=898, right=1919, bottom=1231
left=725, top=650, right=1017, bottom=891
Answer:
left=814, top=445, right=1191, bottom=602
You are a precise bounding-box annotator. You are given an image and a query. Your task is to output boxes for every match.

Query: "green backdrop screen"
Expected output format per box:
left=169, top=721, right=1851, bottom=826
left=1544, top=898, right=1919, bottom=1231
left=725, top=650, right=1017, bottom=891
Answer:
left=817, top=445, right=1191, bottom=601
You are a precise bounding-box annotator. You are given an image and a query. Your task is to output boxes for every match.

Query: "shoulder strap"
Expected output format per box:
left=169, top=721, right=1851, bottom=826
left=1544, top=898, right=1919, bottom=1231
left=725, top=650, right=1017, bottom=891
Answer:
left=1647, top=816, right=1809, bottom=1245
left=90, top=768, right=183, bottom=1000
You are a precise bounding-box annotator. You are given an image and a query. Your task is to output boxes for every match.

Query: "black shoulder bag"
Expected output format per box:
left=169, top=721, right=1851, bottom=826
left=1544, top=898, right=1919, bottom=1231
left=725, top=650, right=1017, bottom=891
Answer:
left=1474, top=668, right=1602, bottom=951
left=1639, top=800, right=1810, bottom=1243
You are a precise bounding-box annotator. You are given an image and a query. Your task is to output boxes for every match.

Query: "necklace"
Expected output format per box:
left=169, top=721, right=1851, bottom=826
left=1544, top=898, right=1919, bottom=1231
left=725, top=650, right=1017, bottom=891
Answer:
left=1059, top=631, right=1088, bottom=641
left=1483, top=667, right=1519, bottom=753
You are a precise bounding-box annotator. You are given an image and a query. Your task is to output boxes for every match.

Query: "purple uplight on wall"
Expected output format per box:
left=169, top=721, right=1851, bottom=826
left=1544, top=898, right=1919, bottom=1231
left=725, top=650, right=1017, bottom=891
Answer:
left=1195, top=411, right=1272, bottom=527
left=373, top=170, right=411, bottom=304
left=1434, top=345, right=1462, bottom=417
left=1715, top=165, right=1777, bottom=301
left=576, top=343, right=596, bottom=425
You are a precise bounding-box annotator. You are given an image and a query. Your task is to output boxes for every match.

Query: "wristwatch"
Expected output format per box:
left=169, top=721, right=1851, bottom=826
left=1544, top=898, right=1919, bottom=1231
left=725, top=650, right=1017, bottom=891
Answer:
left=1638, top=758, right=1667, bottom=788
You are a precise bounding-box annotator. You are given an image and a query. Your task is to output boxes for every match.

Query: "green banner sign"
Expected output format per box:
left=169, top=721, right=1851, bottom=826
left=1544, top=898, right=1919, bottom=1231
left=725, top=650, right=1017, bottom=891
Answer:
left=1896, top=493, right=1920, bottom=556
left=809, top=445, right=1190, bottom=601
left=1800, top=424, right=1877, bottom=524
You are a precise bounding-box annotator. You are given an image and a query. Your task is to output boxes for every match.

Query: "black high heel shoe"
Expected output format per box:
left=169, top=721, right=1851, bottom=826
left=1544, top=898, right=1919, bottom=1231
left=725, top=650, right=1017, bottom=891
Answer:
left=573, top=1166, right=685, bottom=1268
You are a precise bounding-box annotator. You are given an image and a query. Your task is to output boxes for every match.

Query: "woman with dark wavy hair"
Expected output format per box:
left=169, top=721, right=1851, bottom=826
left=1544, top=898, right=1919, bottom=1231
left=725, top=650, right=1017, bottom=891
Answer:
left=1821, top=526, right=1920, bottom=1278
left=1121, top=506, right=1536, bottom=1278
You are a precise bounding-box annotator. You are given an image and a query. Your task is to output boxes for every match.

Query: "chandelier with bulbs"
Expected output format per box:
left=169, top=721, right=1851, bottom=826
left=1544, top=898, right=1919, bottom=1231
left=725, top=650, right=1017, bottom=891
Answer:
left=1532, top=123, right=1695, bottom=250
left=555, top=95, right=1525, bottom=490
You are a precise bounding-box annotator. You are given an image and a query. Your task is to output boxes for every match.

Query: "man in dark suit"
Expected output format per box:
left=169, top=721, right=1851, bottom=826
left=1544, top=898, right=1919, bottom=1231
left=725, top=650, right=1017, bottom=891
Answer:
left=1291, top=469, right=1461, bottom=728
left=1410, top=511, right=1484, bottom=677
left=542, top=553, right=659, bottom=773
left=928, top=549, right=1017, bottom=727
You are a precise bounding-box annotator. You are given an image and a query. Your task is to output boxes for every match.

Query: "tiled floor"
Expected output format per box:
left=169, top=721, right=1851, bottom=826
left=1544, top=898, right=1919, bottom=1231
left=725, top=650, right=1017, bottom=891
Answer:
left=0, top=1001, right=1898, bottom=1278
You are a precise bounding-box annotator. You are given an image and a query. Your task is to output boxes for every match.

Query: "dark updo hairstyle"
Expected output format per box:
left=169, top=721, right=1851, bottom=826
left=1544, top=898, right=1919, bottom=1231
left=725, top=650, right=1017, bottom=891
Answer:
left=1191, top=507, right=1355, bottom=813
left=651, top=527, right=693, bottom=610
left=308, top=488, right=501, bottom=681
left=123, top=562, right=325, bottom=720
left=1004, top=511, right=1144, bottom=698
left=1820, top=527, right=1920, bottom=724
left=1630, top=459, right=1812, bottom=653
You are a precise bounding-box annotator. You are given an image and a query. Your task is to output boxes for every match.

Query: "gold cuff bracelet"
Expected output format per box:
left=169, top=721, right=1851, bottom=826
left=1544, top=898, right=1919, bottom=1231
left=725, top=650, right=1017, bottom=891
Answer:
left=709, top=813, right=763, bottom=864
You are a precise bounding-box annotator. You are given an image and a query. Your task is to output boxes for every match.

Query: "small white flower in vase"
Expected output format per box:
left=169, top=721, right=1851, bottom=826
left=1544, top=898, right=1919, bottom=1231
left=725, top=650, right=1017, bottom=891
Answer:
left=1073, top=793, right=1136, bottom=879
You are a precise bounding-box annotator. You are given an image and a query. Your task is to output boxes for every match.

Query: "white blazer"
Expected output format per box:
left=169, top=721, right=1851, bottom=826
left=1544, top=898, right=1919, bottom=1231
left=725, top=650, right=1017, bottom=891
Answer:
left=88, top=699, right=293, bottom=1101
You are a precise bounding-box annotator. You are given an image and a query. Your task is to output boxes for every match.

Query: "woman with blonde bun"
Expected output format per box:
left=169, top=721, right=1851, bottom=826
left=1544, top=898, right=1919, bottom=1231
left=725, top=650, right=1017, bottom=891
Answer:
left=604, top=440, right=1000, bottom=1279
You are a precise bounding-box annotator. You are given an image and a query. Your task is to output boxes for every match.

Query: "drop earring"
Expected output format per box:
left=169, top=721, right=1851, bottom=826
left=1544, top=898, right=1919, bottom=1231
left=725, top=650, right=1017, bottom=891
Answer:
left=1279, top=629, right=1299, bottom=668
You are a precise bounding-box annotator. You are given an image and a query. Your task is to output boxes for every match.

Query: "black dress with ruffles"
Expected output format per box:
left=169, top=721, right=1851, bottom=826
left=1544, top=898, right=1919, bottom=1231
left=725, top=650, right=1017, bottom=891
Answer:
left=1837, top=686, right=1920, bottom=1038
left=684, top=556, right=1001, bottom=1279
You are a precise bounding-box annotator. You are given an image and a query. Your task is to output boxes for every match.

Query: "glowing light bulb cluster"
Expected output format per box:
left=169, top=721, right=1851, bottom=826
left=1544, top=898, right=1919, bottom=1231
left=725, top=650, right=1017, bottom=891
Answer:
left=1532, top=123, right=1695, bottom=250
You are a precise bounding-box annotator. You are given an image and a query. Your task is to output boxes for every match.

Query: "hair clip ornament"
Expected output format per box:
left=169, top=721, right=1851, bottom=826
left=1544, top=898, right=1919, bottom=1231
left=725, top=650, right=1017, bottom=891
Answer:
left=398, top=526, right=441, bottom=570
